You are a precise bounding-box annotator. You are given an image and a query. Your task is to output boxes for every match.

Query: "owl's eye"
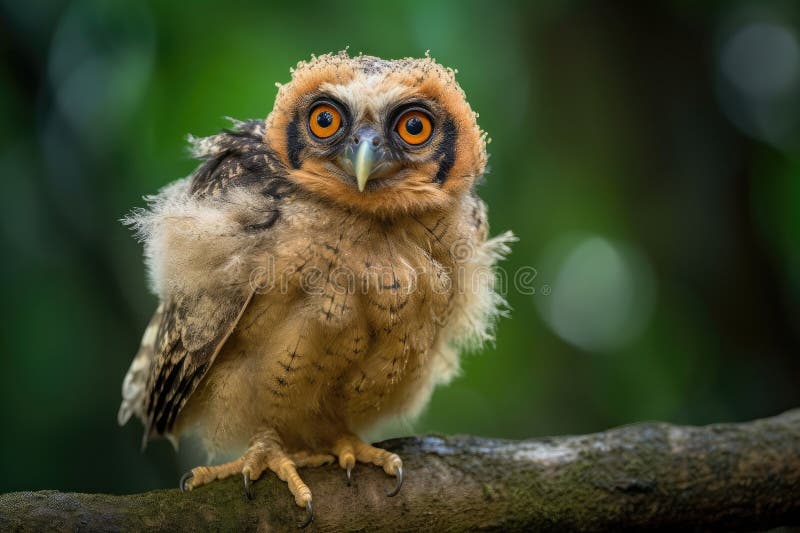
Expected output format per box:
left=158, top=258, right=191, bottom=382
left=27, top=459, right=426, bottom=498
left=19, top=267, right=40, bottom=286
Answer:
left=309, top=104, right=342, bottom=139
left=396, top=110, right=433, bottom=145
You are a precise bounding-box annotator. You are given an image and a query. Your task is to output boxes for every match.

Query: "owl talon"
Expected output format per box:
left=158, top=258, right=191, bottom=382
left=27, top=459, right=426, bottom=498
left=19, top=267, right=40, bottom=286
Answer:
left=243, top=472, right=254, bottom=500
left=298, top=500, right=313, bottom=529
left=333, top=435, right=404, bottom=496
left=179, top=471, right=194, bottom=492
left=386, top=465, right=403, bottom=497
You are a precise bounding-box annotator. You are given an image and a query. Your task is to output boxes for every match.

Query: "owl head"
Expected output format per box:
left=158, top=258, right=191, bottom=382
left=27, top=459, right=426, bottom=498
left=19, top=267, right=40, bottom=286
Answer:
left=264, top=51, right=487, bottom=217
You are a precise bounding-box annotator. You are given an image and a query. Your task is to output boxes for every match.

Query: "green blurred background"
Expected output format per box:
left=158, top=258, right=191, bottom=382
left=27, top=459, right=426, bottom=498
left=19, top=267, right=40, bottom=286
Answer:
left=1, top=0, right=799, bottom=494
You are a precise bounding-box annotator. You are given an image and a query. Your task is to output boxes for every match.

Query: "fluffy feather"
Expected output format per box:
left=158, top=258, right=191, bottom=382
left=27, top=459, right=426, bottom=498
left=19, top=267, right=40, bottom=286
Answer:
left=118, top=52, right=514, bottom=508
left=124, top=179, right=278, bottom=300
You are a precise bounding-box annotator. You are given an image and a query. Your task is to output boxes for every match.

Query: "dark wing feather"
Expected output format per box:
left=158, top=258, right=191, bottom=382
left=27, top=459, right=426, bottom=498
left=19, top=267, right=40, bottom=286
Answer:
left=143, top=289, right=254, bottom=441
left=190, top=119, right=293, bottom=199
left=140, top=119, right=292, bottom=442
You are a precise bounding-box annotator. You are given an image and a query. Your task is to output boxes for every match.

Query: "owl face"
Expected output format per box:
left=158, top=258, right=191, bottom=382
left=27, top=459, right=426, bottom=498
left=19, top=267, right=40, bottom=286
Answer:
left=265, top=52, right=487, bottom=217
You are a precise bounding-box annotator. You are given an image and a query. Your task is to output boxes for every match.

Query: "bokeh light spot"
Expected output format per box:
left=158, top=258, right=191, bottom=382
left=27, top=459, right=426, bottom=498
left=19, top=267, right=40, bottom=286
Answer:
left=536, top=236, right=657, bottom=353
left=715, top=12, right=800, bottom=147
left=720, top=22, right=799, bottom=98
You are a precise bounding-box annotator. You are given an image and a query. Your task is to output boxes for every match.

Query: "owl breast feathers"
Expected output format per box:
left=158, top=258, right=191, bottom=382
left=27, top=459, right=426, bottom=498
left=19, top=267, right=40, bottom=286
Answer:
left=118, top=51, right=513, bottom=461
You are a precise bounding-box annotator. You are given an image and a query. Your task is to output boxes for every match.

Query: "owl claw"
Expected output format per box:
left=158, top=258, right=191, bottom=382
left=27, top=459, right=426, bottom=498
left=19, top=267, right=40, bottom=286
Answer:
left=386, top=465, right=403, bottom=497
left=243, top=472, right=254, bottom=500
left=179, top=471, right=193, bottom=492
left=345, top=466, right=352, bottom=486
left=298, top=501, right=313, bottom=529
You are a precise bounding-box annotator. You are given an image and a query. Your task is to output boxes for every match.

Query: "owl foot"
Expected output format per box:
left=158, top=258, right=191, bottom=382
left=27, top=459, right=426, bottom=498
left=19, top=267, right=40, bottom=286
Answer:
left=332, top=434, right=404, bottom=496
left=179, top=457, right=245, bottom=492
left=179, top=429, right=328, bottom=528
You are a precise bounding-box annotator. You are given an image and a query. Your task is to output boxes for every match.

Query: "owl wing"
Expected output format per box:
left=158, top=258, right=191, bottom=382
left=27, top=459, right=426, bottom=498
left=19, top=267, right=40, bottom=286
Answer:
left=118, top=118, right=293, bottom=444
left=141, top=288, right=254, bottom=442
left=117, top=303, right=164, bottom=428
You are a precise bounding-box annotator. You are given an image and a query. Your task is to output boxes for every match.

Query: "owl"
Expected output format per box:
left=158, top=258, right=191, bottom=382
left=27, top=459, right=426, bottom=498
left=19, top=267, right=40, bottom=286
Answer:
left=118, top=51, right=513, bottom=527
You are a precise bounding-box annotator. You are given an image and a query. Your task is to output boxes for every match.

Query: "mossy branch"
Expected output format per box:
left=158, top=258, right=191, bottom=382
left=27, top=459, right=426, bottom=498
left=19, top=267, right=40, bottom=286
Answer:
left=2, top=409, right=799, bottom=532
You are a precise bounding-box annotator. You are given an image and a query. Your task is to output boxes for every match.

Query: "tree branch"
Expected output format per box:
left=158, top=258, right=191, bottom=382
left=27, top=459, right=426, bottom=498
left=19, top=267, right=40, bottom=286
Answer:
left=2, top=409, right=799, bottom=532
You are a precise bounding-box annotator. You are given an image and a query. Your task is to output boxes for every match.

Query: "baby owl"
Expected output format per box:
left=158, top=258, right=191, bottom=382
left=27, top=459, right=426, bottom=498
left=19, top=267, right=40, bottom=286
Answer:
left=118, top=51, right=513, bottom=527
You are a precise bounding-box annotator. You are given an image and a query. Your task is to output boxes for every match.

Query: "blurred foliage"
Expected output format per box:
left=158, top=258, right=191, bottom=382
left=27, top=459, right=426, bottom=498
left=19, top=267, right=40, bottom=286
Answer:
left=1, top=0, right=798, bottom=494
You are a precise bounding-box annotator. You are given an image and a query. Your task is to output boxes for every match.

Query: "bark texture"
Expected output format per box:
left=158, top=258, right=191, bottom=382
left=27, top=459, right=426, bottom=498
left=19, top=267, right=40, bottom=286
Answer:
left=2, top=409, right=799, bottom=532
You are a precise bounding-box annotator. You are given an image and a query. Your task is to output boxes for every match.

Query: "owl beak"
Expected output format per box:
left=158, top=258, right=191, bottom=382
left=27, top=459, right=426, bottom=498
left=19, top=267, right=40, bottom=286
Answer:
left=341, top=126, right=392, bottom=192
left=353, top=141, right=376, bottom=192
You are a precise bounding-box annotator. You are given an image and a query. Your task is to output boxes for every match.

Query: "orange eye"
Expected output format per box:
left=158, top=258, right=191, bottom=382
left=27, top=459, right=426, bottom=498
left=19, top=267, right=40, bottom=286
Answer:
left=396, top=110, right=433, bottom=145
left=309, top=104, right=342, bottom=139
